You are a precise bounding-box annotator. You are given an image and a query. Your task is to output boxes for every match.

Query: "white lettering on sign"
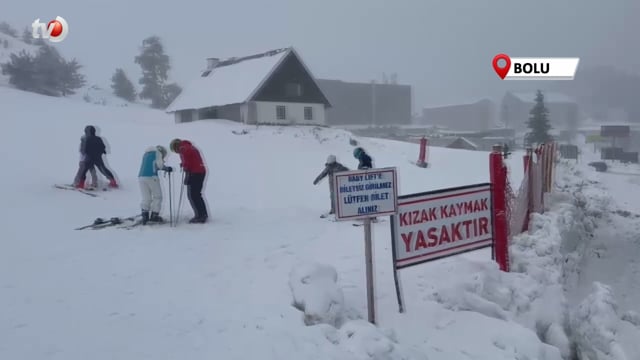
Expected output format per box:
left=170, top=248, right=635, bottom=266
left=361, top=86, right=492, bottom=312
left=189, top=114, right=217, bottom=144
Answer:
left=392, top=184, right=494, bottom=269
left=333, top=167, right=398, bottom=220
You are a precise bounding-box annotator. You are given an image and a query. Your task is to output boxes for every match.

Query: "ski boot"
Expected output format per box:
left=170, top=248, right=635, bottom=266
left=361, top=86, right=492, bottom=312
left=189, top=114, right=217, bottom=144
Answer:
left=149, top=212, right=164, bottom=223
left=141, top=211, right=149, bottom=225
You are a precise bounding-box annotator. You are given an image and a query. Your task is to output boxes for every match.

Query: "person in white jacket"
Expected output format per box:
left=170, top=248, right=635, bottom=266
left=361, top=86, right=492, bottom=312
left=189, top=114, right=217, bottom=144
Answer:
left=138, top=145, right=172, bottom=224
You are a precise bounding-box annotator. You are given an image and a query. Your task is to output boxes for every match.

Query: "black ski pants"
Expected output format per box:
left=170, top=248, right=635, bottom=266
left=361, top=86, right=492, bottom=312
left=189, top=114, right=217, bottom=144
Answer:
left=81, top=156, right=115, bottom=182
left=186, top=172, right=208, bottom=219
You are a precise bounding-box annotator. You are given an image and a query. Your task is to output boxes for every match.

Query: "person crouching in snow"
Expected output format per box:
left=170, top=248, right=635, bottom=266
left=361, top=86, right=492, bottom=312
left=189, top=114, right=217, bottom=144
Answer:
left=313, top=155, right=349, bottom=216
left=170, top=138, right=209, bottom=224
left=353, top=147, right=373, bottom=169
left=138, top=145, right=173, bottom=225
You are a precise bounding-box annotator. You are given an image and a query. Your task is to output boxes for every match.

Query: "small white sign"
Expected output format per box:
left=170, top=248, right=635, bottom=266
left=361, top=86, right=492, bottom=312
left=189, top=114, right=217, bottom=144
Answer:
left=333, top=167, right=398, bottom=220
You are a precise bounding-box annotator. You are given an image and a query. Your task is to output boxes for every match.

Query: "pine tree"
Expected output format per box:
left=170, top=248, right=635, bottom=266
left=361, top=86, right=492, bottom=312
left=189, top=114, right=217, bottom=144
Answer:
left=22, top=26, right=33, bottom=44
left=134, top=36, right=170, bottom=108
left=0, top=50, right=38, bottom=91
left=58, top=58, right=86, bottom=96
left=32, top=44, right=64, bottom=96
left=525, top=90, right=553, bottom=146
left=111, top=68, right=137, bottom=102
left=1, top=43, right=85, bottom=96
left=0, top=21, right=18, bottom=37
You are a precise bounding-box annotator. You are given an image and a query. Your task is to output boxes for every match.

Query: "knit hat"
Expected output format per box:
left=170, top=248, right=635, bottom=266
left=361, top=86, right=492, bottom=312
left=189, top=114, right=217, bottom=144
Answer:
left=353, top=147, right=363, bottom=158
left=156, top=145, right=167, bottom=158
left=326, top=155, right=336, bottom=164
left=170, top=138, right=181, bottom=153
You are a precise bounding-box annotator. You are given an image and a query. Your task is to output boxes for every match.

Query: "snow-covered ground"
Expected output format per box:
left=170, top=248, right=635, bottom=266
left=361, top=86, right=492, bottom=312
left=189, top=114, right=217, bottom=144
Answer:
left=1, top=84, right=638, bottom=360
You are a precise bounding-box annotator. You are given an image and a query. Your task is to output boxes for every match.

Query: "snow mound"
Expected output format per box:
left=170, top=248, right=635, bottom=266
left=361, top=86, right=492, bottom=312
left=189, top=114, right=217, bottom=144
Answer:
left=331, top=320, right=428, bottom=360
left=424, top=161, right=602, bottom=359
left=289, top=263, right=346, bottom=327
left=289, top=264, right=427, bottom=359
left=571, top=282, right=628, bottom=360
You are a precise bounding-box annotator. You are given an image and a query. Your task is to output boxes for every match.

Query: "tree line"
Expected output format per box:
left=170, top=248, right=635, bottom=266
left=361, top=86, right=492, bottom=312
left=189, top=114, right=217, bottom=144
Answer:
left=0, top=21, right=181, bottom=109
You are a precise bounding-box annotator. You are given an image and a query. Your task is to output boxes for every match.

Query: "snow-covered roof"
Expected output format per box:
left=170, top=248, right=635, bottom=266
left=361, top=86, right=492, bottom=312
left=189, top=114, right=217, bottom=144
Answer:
left=423, top=97, right=495, bottom=109
left=508, top=92, right=575, bottom=104
left=166, top=48, right=291, bottom=112
left=458, top=137, right=478, bottom=148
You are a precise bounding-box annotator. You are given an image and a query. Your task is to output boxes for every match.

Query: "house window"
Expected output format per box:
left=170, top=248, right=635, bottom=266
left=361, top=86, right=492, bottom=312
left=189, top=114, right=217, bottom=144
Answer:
left=304, top=106, right=313, bottom=120
left=276, top=105, right=286, bottom=120
left=285, top=82, right=302, bottom=97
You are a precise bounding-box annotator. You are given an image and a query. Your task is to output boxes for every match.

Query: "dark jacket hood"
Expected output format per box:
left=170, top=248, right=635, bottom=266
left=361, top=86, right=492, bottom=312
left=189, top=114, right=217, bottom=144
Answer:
left=84, top=125, right=96, bottom=136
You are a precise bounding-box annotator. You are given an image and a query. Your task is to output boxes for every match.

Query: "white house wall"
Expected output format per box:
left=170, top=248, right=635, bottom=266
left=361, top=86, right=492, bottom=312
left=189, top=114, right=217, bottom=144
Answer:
left=253, top=101, right=326, bottom=125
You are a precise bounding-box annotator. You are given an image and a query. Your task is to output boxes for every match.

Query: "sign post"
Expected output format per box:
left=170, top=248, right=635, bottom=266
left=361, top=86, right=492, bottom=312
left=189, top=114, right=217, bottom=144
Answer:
left=333, top=167, right=399, bottom=324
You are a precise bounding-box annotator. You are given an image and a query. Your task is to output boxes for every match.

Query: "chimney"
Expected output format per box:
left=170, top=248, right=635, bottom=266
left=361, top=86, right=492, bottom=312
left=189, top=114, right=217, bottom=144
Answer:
left=207, top=58, right=219, bottom=70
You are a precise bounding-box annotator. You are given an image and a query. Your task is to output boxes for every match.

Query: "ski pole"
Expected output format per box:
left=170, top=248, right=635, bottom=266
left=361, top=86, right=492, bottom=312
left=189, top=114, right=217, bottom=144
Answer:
left=176, top=171, right=185, bottom=225
left=168, top=171, right=173, bottom=227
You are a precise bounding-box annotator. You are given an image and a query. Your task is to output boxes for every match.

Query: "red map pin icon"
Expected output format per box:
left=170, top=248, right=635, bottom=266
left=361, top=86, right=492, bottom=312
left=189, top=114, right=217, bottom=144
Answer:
left=492, top=54, right=511, bottom=79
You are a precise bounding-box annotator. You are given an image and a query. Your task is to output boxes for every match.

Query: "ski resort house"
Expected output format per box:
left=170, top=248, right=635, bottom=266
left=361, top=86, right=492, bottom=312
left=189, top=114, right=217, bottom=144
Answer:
left=315, top=79, right=412, bottom=126
left=419, top=98, right=497, bottom=131
left=165, top=47, right=331, bottom=125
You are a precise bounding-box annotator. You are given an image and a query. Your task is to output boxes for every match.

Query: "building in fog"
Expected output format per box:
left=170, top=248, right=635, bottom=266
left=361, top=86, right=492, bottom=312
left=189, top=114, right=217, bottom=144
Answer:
left=500, top=91, right=579, bottom=132
left=316, top=79, right=412, bottom=126
left=166, top=47, right=331, bottom=125
left=419, top=98, right=497, bottom=131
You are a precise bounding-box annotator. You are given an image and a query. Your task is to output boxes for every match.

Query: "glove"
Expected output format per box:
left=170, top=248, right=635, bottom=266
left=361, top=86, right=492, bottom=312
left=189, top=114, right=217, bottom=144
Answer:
left=163, top=166, right=173, bottom=173
left=183, top=173, right=190, bottom=185
left=313, top=180, right=318, bottom=185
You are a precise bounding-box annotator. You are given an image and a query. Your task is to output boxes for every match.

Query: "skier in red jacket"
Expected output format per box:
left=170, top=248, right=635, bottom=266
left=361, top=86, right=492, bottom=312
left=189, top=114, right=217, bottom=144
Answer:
left=170, top=139, right=208, bottom=223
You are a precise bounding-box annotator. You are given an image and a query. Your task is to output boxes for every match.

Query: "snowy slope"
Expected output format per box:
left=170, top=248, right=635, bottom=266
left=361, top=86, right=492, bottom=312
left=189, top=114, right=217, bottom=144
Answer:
left=0, top=86, right=599, bottom=360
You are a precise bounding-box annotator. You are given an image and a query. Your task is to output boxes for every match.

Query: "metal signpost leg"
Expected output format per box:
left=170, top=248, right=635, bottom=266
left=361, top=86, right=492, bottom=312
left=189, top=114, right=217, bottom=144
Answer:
left=364, top=216, right=376, bottom=324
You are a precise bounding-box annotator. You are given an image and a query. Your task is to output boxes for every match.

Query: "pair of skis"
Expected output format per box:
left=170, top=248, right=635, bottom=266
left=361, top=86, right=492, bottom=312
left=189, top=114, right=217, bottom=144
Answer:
left=74, top=215, right=165, bottom=230
left=54, top=184, right=108, bottom=197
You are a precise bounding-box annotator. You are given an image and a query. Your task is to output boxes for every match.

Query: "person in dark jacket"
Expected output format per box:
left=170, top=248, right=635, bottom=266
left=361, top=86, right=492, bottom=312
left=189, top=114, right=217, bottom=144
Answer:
left=313, top=155, right=349, bottom=216
left=77, top=125, right=118, bottom=188
left=73, top=134, right=98, bottom=188
left=353, top=147, right=373, bottom=169
left=170, top=138, right=208, bottom=223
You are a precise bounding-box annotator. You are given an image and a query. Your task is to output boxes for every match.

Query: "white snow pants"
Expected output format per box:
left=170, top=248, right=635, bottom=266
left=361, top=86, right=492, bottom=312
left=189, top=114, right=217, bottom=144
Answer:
left=139, top=176, right=163, bottom=213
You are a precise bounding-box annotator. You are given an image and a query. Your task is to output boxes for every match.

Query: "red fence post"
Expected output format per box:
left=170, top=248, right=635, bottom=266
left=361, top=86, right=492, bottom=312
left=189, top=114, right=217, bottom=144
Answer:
left=490, top=144, right=509, bottom=272
left=535, top=145, right=545, bottom=211
left=523, top=148, right=531, bottom=174
left=424, top=138, right=429, bottom=163
left=418, top=137, right=426, bottom=163
left=523, top=147, right=533, bottom=232
left=417, top=137, right=428, bottom=167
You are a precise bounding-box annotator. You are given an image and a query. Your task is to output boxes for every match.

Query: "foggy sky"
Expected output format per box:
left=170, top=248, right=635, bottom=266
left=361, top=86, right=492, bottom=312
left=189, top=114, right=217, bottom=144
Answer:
left=4, top=0, right=639, bottom=112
